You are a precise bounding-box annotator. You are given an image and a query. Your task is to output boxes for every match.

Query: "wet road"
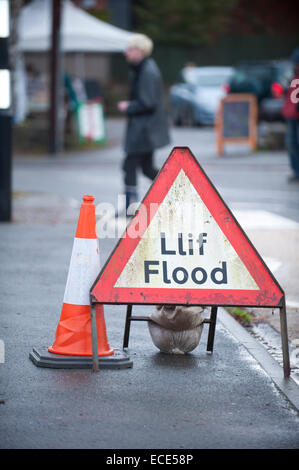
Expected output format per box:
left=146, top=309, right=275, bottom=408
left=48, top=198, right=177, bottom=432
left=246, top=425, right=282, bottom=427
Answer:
left=12, top=119, right=299, bottom=223
left=1, top=119, right=299, bottom=450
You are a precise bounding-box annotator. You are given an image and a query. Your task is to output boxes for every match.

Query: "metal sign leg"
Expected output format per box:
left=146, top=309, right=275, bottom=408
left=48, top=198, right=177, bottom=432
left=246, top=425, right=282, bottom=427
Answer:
left=207, top=306, right=218, bottom=352
left=280, top=299, right=291, bottom=378
left=90, top=301, right=99, bottom=372
left=123, top=305, right=132, bottom=349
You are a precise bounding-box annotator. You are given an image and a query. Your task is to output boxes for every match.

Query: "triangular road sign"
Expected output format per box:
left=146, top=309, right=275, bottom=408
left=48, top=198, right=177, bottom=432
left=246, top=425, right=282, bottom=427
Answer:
left=91, top=147, right=284, bottom=307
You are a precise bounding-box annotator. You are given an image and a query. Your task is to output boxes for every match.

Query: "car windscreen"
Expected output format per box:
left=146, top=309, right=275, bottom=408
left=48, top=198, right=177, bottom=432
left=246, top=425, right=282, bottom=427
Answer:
left=182, top=67, right=232, bottom=86
left=197, top=75, right=232, bottom=86
left=235, top=65, right=273, bottom=81
left=232, top=62, right=293, bottom=87
left=274, top=63, right=293, bottom=87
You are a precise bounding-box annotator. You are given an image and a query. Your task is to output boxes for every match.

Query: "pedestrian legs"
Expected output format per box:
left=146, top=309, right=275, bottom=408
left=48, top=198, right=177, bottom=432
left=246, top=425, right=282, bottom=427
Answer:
left=121, top=153, right=138, bottom=214
left=141, top=152, right=159, bottom=181
left=121, top=152, right=158, bottom=214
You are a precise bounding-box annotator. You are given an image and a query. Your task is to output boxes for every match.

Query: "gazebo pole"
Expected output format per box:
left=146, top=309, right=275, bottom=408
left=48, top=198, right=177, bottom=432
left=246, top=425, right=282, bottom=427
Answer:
left=49, top=0, right=64, bottom=154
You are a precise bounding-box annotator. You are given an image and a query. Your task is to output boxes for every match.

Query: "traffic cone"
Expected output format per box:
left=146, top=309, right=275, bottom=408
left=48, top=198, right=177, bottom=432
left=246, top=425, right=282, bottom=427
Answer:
left=48, top=194, right=114, bottom=357
left=29, top=194, right=133, bottom=369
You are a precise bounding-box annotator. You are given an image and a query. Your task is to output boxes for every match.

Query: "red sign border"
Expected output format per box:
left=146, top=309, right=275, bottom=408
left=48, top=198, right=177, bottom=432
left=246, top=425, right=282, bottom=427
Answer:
left=91, top=147, right=284, bottom=307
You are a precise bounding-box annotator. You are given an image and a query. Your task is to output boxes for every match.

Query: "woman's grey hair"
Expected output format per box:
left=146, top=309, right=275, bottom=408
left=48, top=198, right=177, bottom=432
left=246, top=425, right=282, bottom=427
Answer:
left=127, top=34, right=153, bottom=56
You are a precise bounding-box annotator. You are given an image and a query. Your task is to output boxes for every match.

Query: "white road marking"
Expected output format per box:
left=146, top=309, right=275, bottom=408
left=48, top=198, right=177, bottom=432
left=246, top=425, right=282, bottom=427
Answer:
left=231, top=209, right=299, bottom=230
left=263, top=257, right=282, bottom=273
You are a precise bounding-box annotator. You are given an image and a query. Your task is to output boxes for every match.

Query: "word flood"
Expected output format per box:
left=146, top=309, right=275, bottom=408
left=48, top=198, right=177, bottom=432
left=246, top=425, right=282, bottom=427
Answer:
left=144, top=261, right=228, bottom=286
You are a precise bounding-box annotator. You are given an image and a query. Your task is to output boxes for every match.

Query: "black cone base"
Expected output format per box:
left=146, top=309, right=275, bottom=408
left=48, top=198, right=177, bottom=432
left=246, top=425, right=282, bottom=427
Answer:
left=29, top=346, right=133, bottom=369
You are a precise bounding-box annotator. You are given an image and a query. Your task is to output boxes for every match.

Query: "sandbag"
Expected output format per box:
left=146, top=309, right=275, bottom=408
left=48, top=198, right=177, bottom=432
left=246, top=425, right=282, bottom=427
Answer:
left=148, top=322, right=204, bottom=354
left=148, top=305, right=206, bottom=354
left=150, top=305, right=204, bottom=331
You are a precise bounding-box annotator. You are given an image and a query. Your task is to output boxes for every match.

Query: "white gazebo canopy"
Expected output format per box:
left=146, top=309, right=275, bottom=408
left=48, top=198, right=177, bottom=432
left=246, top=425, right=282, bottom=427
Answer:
left=18, top=0, right=133, bottom=52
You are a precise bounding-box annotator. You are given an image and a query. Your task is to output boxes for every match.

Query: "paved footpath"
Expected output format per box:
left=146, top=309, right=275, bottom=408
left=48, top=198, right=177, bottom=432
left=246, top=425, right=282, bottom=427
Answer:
left=0, top=120, right=299, bottom=450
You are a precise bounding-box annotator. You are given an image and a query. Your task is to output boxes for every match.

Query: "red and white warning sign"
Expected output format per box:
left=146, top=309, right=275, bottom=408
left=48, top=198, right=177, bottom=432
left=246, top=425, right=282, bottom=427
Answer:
left=91, top=147, right=283, bottom=307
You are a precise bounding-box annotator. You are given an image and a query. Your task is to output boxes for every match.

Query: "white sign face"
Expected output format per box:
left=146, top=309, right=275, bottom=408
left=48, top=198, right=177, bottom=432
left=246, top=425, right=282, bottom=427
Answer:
left=115, top=170, right=258, bottom=291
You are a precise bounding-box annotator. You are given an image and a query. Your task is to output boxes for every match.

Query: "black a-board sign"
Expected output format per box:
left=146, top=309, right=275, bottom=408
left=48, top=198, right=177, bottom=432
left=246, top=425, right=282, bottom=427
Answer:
left=215, top=93, right=258, bottom=156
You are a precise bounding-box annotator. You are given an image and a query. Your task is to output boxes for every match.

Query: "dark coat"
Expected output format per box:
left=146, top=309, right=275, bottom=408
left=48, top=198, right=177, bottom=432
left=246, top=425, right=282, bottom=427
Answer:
left=124, top=57, right=170, bottom=154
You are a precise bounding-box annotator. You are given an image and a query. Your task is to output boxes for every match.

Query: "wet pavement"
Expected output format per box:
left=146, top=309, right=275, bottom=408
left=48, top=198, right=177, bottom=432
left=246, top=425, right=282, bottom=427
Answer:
left=11, top=119, right=299, bottom=348
left=0, top=221, right=298, bottom=449
left=1, top=119, right=299, bottom=449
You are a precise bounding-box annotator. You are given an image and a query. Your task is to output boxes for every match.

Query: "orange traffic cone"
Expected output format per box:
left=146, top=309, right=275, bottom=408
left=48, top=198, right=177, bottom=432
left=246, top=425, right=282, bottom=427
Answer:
left=29, top=194, right=133, bottom=369
left=48, top=195, right=114, bottom=357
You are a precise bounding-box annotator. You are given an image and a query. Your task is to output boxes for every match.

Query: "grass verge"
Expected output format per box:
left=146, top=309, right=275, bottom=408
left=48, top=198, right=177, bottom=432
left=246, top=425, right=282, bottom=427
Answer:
left=225, top=307, right=253, bottom=327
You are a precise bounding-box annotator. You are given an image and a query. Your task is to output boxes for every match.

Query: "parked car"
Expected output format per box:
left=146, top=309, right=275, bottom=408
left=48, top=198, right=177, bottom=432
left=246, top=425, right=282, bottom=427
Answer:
left=228, top=60, right=293, bottom=121
left=169, top=66, right=235, bottom=126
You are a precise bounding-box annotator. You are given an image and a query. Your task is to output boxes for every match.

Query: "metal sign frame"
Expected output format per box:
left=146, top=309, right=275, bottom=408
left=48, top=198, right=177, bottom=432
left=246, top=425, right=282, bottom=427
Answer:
left=89, top=298, right=290, bottom=377
left=90, top=147, right=290, bottom=377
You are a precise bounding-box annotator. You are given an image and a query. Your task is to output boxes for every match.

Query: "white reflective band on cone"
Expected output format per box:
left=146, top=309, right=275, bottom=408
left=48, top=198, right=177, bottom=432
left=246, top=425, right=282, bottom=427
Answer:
left=63, top=238, right=100, bottom=305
